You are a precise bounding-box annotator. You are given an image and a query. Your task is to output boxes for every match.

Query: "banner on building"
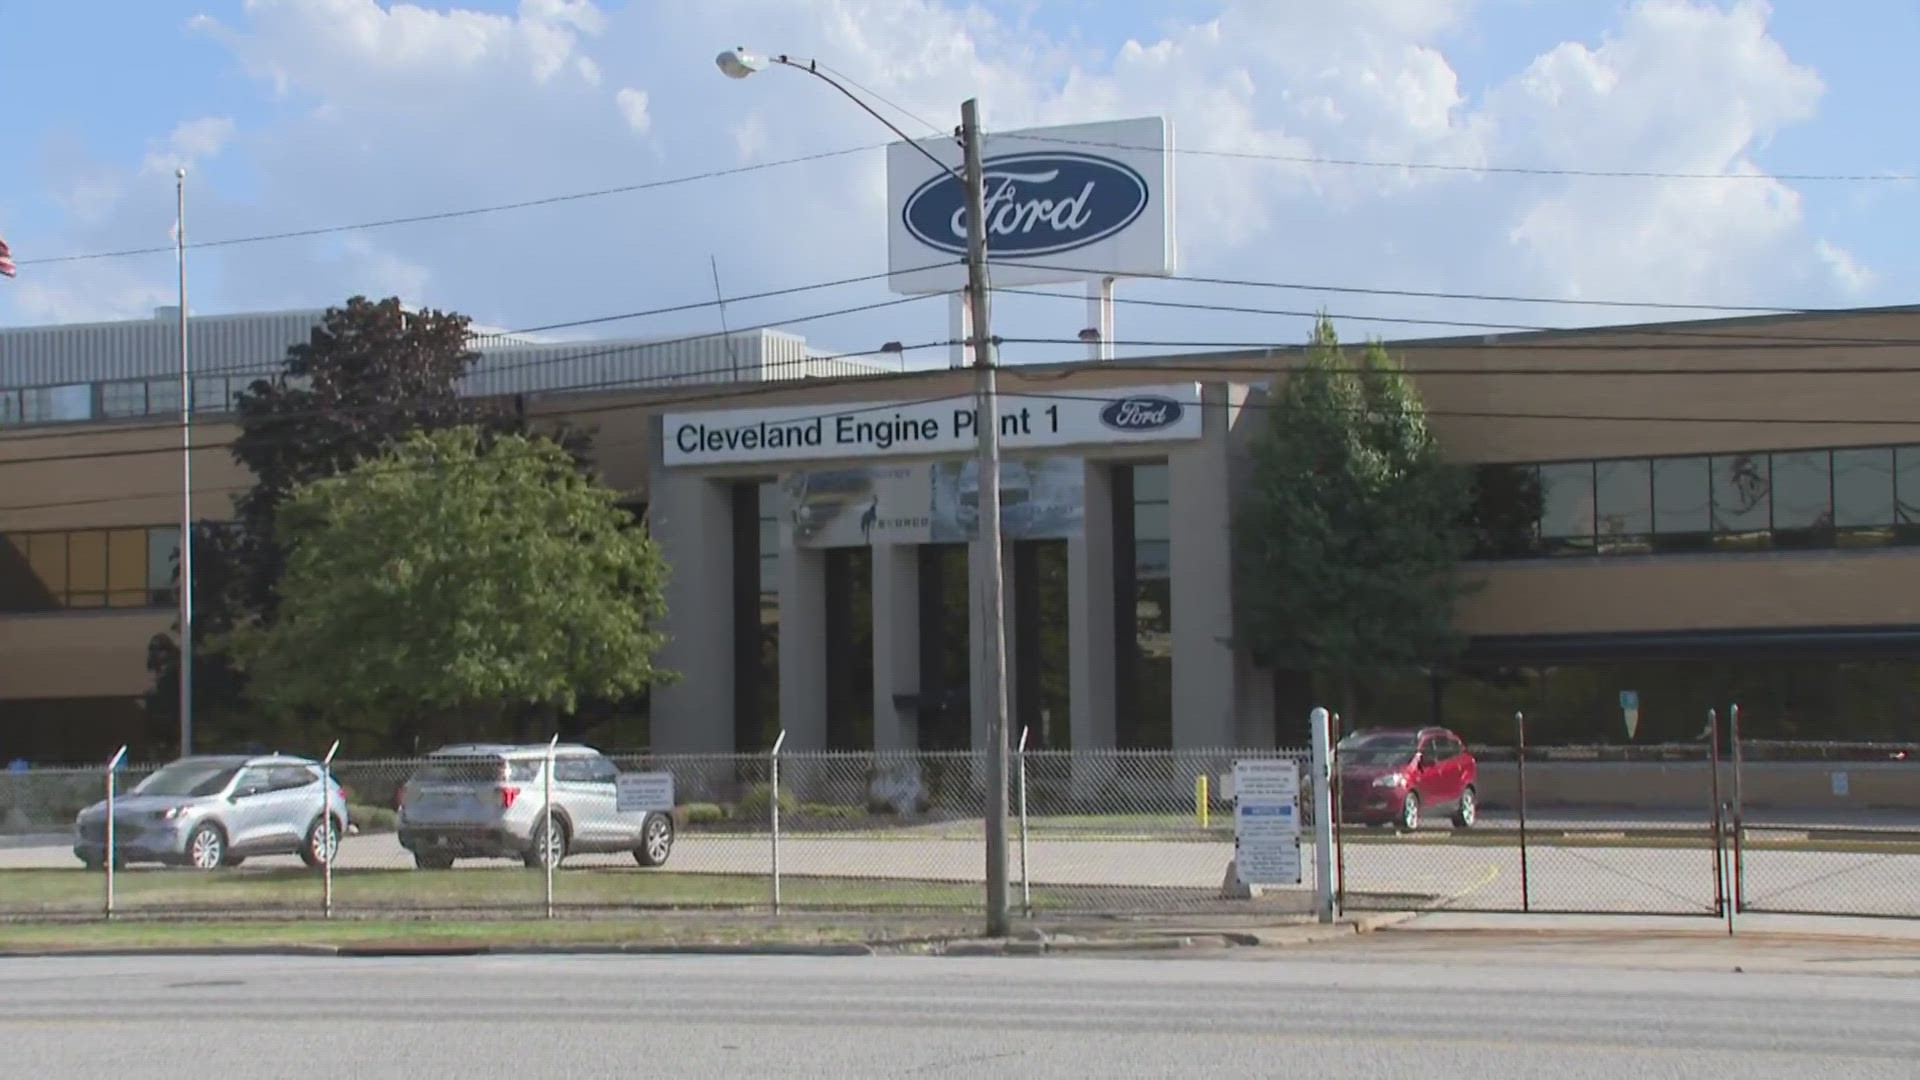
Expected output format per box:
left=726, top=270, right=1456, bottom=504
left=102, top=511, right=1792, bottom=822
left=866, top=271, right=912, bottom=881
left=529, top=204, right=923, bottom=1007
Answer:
left=774, top=457, right=1085, bottom=548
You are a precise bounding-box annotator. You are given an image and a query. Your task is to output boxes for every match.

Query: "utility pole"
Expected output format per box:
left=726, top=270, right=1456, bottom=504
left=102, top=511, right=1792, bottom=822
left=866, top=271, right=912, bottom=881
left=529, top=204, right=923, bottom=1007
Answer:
left=175, top=167, right=194, bottom=758
left=961, top=98, right=1011, bottom=938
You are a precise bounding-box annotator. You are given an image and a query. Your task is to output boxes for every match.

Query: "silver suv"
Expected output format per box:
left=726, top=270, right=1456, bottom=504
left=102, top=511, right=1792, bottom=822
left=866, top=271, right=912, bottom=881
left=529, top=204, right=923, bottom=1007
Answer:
left=73, top=754, right=347, bottom=870
left=396, top=744, right=674, bottom=871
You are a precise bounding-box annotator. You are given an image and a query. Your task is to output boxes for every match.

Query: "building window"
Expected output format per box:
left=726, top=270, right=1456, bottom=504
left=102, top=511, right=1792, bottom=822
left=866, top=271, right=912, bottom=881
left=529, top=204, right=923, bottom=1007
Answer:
left=100, top=381, right=149, bottom=419
left=0, top=527, right=179, bottom=612
left=1538, top=462, right=1596, bottom=553
left=1594, top=459, right=1651, bottom=553
left=1472, top=442, right=1920, bottom=560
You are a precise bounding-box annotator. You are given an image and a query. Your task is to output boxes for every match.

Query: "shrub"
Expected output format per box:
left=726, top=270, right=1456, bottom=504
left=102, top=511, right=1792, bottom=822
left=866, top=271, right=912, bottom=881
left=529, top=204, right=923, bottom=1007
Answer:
left=733, top=783, right=798, bottom=820
left=680, top=802, right=726, bottom=826
left=348, top=803, right=399, bottom=833
left=797, top=802, right=869, bottom=822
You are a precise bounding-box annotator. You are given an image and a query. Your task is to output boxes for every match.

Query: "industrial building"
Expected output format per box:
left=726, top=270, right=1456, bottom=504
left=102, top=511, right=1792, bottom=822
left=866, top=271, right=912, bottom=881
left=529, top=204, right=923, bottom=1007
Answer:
left=6, top=303, right=1920, bottom=762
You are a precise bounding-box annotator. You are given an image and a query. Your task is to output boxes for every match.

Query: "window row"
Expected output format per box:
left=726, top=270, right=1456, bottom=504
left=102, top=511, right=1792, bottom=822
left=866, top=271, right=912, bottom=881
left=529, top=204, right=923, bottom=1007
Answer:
left=1473, top=444, right=1920, bottom=558
left=0, top=373, right=272, bottom=427
left=0, top=528, right=181, bottom=611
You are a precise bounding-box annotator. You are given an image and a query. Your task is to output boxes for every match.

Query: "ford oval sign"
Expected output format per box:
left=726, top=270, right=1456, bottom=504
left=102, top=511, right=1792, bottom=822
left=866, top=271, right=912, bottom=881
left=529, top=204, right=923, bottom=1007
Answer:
left=902, top=152, right=1151, bottom=258
left=1099, top=396, right=1184, bottom=433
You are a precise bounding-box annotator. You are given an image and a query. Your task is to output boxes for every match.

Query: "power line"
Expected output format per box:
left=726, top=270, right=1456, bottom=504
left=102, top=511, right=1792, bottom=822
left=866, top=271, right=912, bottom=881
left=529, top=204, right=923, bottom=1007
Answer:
left=0, top=336, right=960, bottom=471
left=12, top=143, right=886, bottom=269
left=13, top=344, right=1920, bottom=478
left=1001, top=335, right=1920, bottom=353
left=1006, top=263, right=1821, bottom=315
left=991, top=130, right=1918, bottom=183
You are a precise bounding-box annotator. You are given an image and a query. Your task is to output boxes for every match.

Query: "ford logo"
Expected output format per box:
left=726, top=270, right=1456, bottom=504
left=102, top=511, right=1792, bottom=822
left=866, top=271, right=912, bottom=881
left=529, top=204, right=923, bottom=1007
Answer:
left=1099, top=396, right=1183, bottom=432
left=901, top=152, right=1151, bottom=257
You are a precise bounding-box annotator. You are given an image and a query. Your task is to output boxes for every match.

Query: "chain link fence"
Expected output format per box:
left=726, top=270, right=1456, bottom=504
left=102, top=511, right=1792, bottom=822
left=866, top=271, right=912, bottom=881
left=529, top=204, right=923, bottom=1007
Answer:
left=2, top=730, right=1916, bottom=923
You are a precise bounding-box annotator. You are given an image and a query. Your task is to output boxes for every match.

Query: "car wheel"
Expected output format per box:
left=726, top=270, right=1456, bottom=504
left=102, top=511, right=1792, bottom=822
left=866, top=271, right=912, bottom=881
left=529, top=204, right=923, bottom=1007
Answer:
left=523, top=814, right=568, bottom=869
left=186, top=823, right=228, bottom=870
left=1452, top=785, right=1478, bottom=829
left=301, top=816, right=341, bottom=869
left=1397, top=792, right=1421, bottom=833
left=413, top=851, right=455, bottom=870
left=634, top=814, right=674, bottom=868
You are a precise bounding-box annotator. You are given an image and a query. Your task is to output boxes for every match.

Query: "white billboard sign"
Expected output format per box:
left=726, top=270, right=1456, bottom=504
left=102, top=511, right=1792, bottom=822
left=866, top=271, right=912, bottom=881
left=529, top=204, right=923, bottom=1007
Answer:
left=662, top=384, right=1201, bottom=467
left=887, top=116, right=1175, bottom=294
left=1233, top=758, right=1302, bottom=887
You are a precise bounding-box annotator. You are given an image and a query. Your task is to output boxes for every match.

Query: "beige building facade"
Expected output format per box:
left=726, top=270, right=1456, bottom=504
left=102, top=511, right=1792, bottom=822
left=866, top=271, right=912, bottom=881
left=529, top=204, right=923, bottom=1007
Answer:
left=6, top=305, right=1920, bottom=761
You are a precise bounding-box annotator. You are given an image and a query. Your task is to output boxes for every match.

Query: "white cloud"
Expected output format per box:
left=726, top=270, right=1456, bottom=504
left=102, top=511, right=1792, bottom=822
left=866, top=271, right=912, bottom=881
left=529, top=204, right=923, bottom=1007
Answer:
left=1816, top=239, right=1877, bottom=293
left=6, top=0, right=1886, bottom=351
left=614, top=87, right=651, bottom=135
left=141, top=117, right=238, bottom=175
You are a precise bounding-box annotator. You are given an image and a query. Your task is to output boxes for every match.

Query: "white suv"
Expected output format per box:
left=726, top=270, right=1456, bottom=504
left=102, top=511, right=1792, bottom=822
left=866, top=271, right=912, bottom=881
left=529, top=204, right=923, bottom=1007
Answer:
left=396, top=744, right=673, bottom=871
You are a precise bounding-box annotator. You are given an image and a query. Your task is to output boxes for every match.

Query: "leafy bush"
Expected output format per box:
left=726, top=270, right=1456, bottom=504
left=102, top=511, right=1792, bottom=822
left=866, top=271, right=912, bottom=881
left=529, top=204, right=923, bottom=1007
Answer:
left=348, top=803, right=399, bottom=833
left=732, top=783, right=798, bottom=820
left=680, top=802, right=726, bottom=826
left=797, top=802, right=870, bottom=822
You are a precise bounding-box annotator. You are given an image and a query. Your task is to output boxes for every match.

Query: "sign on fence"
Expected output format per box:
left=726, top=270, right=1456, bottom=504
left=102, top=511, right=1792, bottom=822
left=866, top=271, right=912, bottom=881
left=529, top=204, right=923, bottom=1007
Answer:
left=616, top=771, right=675, bottom=814
left=1232, top=759, right=1301, bottom=886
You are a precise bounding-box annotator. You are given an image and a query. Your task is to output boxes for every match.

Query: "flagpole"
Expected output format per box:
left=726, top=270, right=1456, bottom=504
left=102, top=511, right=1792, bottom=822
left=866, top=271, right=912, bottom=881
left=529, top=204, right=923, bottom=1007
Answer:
left=175, top=167, right=194, bottom=758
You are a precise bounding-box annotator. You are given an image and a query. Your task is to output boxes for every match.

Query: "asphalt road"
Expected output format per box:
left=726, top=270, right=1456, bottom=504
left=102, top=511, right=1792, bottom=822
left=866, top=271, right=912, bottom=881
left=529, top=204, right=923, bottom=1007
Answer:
left=4, top=950, right=1919, bottom=1078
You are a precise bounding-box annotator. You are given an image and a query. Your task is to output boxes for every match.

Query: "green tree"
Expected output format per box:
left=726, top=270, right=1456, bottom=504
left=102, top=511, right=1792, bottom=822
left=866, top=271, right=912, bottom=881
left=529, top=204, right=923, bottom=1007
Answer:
left=1234, top=317, right=1475, bottom=722
left=145, top=296, right=587, bottom=752
left=223, top=428, right=671, bottom=747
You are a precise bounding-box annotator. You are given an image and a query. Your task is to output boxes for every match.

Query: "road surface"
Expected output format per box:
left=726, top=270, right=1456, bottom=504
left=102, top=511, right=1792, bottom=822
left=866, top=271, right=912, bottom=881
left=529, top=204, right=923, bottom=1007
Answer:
left=4, top=948, right=1918, bottom=1078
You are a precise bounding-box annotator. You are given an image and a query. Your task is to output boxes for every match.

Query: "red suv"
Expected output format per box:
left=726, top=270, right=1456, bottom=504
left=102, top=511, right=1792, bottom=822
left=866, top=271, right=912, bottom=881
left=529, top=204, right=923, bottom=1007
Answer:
left=1336, top=727, right=1478, bottom=831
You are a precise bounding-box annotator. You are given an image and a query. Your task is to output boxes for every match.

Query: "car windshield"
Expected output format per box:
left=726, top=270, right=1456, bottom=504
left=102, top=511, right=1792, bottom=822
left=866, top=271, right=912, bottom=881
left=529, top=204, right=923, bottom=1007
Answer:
left=413, top=758, right=507, bottom=784
left=132, top=762, right=241, bottom=798
left=1339, top=735, right=1419, bottom=768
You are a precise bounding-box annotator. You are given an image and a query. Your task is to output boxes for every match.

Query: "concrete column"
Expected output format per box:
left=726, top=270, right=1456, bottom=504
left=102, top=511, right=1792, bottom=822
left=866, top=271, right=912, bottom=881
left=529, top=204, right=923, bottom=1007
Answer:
left=777, top=540, right=829, bottom=753
left=647, top=425, right=736, bottom=752
left=1170, top=384, right=1243, bottom=750
left=870, top=543, right=921, bottom=753
left=1234, top=655, right=1278, bottom=749
left=1068, top=461, right=1117, bottom=753
left=968, top=534, right=1017, bottom=752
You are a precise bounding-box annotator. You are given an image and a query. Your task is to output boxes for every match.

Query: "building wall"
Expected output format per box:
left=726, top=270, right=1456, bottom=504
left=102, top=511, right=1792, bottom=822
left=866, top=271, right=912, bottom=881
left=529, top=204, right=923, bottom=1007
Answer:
left=6, top=306, right=1920, bottom=755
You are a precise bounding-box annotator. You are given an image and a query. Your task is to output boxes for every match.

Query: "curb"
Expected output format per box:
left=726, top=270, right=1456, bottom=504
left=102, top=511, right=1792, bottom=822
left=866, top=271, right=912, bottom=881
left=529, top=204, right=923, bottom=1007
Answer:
left=0, top=942, right=879, bottom=960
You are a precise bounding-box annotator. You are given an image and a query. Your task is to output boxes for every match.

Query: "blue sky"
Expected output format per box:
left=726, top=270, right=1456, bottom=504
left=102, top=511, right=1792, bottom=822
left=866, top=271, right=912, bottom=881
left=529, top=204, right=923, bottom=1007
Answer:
left=1, top=0, right=1915, bottom=364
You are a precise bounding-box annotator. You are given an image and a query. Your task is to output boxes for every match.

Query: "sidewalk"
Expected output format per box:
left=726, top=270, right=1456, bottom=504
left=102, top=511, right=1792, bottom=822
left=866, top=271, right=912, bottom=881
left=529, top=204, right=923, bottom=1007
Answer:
left=1385, top=909, right=1920, bottom=942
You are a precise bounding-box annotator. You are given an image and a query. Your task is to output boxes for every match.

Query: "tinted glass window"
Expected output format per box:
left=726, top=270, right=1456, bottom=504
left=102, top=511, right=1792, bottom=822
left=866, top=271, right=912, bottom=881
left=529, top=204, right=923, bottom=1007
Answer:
left=1594, top=459, right=1651, bottom=543
left=1652, top=457, right=1711, bottom=534
left=1711, top=454, right=1771, bottom=535
left=414, top=759, right=505, bottom=784
left=1899, top=448, right=1920, bottom=526
left=1771, top=451, right=1831, bottom=531
left=1834, top=448, right=1895, bottom=528
left=587, top=756, right=619, bottom=783
left=1337, top=733, right=1418, bottom=766
left=555, top=757, right=593, bottom=783
left=1538, top=462, right=1595, bottom=548
left=133, top=762, right=241, bottom=798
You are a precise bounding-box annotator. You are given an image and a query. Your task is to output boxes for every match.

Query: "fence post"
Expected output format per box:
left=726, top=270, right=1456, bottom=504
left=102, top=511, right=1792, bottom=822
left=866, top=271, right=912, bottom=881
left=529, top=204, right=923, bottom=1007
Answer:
left=1515, top=711, right=1531, bottom=914
left=321, top=739, right=340, bottom=919
left=544, top=733, right=558, bottom=920
left=104, top=745, right=127, bottom=919
left=1729, top=702, right=1745, bottom=913
left=1309, top=708, right=1337, bottom=924
left=1017, top=727, right=1031, bottom=919
left=770, top=729, right=787, bottom=915
left=1331, top=712, right=1346, bottom=910
left=1706, top=708, right=1725, bottom=918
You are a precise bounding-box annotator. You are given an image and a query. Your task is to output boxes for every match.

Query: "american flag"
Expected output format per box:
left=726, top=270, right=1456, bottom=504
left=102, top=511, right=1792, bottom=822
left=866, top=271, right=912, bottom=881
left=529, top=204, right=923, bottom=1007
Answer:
left=0, top=235, right=15, bottom=278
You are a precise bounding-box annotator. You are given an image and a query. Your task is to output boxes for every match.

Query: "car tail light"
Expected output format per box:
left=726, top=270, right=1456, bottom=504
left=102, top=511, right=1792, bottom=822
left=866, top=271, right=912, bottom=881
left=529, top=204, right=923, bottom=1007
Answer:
left=498, top=786, right=521, bottom=809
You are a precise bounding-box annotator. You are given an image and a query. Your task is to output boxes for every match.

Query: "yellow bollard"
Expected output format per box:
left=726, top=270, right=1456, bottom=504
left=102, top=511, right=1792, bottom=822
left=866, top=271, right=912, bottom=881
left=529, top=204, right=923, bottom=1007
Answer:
left=1196, top=774, right=1210, bottom=829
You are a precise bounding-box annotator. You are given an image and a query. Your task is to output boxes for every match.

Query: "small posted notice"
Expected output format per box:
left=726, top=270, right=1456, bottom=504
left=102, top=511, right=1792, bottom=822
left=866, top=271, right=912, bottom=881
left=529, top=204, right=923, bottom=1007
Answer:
left=616, top=771, right=675, bottom=815
left=1233, top=759, right=1302, bottom=886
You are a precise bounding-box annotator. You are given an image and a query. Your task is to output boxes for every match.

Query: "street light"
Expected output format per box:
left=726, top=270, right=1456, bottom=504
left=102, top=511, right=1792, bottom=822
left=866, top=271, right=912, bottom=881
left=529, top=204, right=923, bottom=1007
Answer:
left=718, top=50, right=1014, bottom=938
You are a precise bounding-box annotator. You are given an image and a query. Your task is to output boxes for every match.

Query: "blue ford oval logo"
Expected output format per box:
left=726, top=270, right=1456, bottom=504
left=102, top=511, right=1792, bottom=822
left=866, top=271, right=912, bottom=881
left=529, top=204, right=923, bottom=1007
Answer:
left=902, top=152, right=1151, bottom=257
left=1099, top=396, right=1183, bottom=432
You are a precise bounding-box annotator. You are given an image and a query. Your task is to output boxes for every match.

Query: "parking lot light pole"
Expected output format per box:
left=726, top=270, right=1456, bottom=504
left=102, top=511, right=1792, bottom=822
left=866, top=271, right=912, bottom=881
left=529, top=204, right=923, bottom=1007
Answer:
left=717, top=49, right=1013, bottom=937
